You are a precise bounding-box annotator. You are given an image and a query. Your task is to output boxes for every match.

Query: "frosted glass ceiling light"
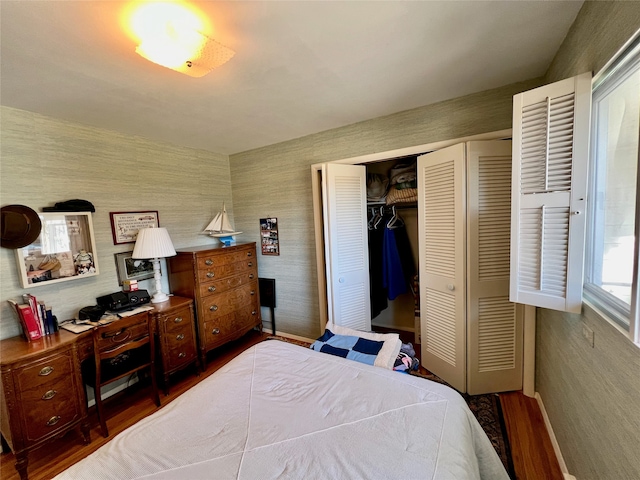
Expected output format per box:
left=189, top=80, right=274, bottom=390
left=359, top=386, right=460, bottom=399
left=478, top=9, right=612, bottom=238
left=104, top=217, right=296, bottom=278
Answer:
left=129, top=2, right=234, bottom=77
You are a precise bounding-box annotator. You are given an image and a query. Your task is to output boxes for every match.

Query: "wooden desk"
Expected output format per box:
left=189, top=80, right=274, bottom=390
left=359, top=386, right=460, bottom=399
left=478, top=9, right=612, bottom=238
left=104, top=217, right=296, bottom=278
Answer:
left=0, top=296, right=198, bottom=479
left=0, top=330, right=90, bottom=480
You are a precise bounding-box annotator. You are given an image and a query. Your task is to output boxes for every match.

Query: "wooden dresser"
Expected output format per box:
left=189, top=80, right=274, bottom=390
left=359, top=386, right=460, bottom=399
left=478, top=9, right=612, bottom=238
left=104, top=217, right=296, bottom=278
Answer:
left=0, top=332, right=90, bottom=480
left=149, top=296, right=199, bottom=393
left=168, top=242, right=262, bottom=366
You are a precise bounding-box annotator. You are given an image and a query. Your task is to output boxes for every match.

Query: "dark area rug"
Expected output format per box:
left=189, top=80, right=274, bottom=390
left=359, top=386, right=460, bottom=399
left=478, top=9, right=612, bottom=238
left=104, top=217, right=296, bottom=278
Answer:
left=408, top=371, right=516, bottom=479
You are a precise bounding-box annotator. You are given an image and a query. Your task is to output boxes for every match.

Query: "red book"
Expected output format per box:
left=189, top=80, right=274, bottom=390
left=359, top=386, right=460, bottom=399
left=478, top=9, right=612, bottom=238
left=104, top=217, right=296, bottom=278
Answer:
left=16, top=304, right=43, bottom=341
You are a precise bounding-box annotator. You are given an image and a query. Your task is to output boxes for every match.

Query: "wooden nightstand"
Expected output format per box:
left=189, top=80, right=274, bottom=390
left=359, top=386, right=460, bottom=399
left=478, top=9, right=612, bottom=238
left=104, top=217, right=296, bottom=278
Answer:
left=0, top=332, right=90, bottom=480
left=150, top=296, right=199, bottom=394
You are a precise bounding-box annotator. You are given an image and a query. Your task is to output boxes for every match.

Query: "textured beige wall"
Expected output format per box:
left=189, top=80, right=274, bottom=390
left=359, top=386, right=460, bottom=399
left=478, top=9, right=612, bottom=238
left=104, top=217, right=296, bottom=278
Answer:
left=0, top=106, right=232, bottom=339
left=536, top=2, right=640, bottom=479
left=229, top=77, right=542, bottom=339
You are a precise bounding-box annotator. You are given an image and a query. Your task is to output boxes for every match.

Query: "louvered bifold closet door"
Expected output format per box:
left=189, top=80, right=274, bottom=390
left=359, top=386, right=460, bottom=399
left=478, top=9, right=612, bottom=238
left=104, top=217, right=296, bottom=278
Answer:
left=418, top=144, right=466, bottom=393
left=466, top=141, right=523, bottom=395
left=510, top=72, right=591, bottom=313
left=322, top=163, right=371, bottom=331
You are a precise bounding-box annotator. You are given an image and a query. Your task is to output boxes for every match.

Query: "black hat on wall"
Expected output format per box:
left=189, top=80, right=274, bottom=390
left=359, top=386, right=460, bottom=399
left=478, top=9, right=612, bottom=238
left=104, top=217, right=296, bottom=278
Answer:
left=0, top=204, right=42, bottom=249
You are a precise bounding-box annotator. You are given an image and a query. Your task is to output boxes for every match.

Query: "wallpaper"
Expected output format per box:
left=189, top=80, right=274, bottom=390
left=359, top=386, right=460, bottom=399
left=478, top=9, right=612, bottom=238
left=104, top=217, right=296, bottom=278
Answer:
left=0, top=106, right=232, bottom=339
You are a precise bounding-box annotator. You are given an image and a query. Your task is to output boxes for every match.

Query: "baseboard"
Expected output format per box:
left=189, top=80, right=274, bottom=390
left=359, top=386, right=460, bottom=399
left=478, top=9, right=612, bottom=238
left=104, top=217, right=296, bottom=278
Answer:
left=263, top=328, right=315, bottom=344
left=535, top=392, right=573, bottom=478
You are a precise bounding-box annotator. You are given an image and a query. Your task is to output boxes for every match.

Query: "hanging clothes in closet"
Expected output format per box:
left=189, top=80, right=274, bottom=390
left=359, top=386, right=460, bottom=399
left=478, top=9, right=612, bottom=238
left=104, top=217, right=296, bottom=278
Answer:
left=367, top=205, right=415, bottom=318
left=368, top=210, right=387, bottom=318
left=382, top=206, right=414, bottom=300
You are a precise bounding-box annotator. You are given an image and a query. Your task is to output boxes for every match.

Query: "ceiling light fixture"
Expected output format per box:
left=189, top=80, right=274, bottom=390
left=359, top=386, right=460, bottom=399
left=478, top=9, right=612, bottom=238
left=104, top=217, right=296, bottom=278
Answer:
left=128, top=1, right=234, bottom=77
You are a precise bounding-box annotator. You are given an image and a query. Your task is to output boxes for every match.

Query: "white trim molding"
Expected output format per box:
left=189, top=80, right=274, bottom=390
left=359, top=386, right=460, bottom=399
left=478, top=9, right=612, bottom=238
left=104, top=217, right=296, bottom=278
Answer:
left=535, top=392, right=573, bottom=478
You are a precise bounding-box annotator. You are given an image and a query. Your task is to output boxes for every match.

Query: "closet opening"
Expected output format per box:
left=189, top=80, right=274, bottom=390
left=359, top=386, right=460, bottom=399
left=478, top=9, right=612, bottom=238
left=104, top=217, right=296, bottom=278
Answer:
left=362, top=155, right=424, bottom=344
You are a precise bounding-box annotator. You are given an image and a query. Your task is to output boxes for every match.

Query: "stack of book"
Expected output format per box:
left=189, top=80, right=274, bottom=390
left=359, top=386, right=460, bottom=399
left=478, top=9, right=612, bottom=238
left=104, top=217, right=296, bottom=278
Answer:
left=7, top=294, right=58, bottom=341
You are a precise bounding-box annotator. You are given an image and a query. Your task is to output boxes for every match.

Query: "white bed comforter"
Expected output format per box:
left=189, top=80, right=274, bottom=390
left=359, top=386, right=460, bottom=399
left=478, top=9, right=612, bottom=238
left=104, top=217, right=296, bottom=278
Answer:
left=56, top=340, right=509, bottom=480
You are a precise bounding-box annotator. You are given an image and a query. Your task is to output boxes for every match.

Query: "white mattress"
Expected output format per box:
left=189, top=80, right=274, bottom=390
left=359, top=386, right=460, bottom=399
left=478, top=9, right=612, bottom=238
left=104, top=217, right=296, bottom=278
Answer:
left=56, top=340, right=509, bottom=480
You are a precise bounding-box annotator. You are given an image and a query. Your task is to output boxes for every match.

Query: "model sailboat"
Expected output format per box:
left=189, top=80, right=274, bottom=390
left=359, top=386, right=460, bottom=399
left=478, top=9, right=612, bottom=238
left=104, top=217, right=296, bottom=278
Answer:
left=203, top=203, right=242, bottom=245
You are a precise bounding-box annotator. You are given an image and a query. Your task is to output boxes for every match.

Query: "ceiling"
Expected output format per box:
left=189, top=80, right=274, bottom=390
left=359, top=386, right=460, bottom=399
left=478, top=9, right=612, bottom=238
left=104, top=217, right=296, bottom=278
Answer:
left=0, top=1, right=584, bottom=155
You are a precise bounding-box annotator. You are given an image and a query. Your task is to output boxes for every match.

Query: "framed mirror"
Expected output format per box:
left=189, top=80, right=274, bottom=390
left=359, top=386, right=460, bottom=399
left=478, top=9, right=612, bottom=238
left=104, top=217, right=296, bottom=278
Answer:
left=14, top=212, right=99, bottom=288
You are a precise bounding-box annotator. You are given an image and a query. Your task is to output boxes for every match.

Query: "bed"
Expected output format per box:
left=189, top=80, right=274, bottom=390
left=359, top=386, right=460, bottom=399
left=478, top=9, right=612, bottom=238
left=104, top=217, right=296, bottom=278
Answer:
left=55, top=339, right=509, bottom=479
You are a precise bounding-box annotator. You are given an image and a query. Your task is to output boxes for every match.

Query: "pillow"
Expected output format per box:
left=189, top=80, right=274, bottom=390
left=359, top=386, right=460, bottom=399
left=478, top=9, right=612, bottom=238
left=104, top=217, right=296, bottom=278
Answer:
left=311, top=323, right=402, bottom=370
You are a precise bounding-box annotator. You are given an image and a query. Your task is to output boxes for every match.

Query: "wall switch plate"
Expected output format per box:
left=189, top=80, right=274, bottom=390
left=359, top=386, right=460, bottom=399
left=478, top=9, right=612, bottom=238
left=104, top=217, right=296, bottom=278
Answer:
left=582, top=323, right=595, bottom=347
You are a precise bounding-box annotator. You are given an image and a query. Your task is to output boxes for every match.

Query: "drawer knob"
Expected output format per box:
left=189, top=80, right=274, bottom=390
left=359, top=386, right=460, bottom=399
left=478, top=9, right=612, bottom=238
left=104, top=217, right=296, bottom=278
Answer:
left=249, top=274, right=254, bottom=279
left=176, top=333, right=185, bottom=340
left=247, top=261, right=253, bottom=267
left=178, top=352, right=186, bottom=358
left=251, top=290, right=255, bottom=295
left=247, top=252, right=252, bottom=257
left=205, top=259, right=213, bottom=266
left=46, top=415, right=61, bottom=427
left=252, top=310, right=257, bottom=315
left=206, top=272, right=215, bottom=278
left=174, top=317, right=183, bottom=323
left=208, top=286, right=216, bottom=293
left=212, top=328, right=220, bottom=335
left=42, top=389, right=57, bottom=400
left=210, top=305, right=218, bottom=312
left=39, top=366, right=54, bottom=376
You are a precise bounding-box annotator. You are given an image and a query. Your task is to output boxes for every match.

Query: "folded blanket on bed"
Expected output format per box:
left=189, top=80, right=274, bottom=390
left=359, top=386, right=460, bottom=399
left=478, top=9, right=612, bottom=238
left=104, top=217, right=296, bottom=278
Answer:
left=310, top=329, right=384, bottom=365
left=311, top=323, right=402, bottom=369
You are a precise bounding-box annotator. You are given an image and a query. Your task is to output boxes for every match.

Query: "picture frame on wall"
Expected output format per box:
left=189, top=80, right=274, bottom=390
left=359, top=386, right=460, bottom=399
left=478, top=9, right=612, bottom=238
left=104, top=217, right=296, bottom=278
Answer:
left=260, top=217, right=280, bottom=256
left=114, top=251, right=155, bottom=285
left=109, top=211, right=159, bottom=245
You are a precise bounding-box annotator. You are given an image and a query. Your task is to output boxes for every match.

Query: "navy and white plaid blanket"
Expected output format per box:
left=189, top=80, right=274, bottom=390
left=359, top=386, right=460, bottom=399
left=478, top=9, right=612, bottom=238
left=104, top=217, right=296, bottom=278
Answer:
left=310, top=329, right=384, bottom=366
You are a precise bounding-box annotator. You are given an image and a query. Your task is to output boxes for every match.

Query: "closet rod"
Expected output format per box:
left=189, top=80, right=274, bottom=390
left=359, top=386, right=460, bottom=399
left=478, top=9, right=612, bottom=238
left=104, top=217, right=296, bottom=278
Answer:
left=366, top=202, right=417, bottom=209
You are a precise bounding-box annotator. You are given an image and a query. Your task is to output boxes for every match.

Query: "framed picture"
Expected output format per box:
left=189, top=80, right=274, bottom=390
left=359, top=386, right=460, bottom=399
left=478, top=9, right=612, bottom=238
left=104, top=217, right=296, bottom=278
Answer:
left=14, top=212, right=100, bottom=288
left=114, top=251, right=155, bottom=285
left=109, top=211, right=159, bottom=245
left=260, top=217, right=280, bottom=256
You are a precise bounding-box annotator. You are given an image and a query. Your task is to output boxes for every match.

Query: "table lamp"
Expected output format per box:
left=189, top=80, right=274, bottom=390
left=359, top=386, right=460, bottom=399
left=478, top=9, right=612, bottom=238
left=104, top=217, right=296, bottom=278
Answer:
left=132, top=227, right=177, bottom=303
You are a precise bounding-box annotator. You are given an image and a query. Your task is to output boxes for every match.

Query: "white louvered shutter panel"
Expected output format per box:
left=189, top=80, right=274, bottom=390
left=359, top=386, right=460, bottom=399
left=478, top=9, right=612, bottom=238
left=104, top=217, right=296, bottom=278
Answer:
left=466, top=141, right=523, bottom=395
left=510, top=72, right=591, bottom=313
left=418, top=144, right=466, bottom=393
left=322, top=163, right=371, bottom=330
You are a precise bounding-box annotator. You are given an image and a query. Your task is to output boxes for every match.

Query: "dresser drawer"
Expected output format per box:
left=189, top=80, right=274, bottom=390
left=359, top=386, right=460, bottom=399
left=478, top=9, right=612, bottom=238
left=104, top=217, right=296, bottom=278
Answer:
left=160, top=307, right=193, bottom=334
left=23, top=376, right=80, bottom=442
left=165, top=332, right=197, bottom=370
left=16, top=352, right=73, bottom=393
left=198, top=271, right=258, bottom=298
left=201, top=282, right=259, bottom=321
left=196, top=258, right=257, bottom=284
left=201, top=304, right=260, bottom=349
left=196, top=247, right=255, bottom=270
left=15, top=351, right=81, bottom=442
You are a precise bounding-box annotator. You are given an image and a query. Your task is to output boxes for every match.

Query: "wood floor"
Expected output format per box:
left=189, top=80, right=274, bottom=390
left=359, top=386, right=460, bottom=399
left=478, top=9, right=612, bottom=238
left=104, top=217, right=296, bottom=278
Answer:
left=1, top=331, right=563, bottom=480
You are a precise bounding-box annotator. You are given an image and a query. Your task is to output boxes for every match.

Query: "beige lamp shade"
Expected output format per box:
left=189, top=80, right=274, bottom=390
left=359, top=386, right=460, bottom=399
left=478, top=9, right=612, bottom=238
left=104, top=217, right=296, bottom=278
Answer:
left=132, top=227, right=176, bottom=259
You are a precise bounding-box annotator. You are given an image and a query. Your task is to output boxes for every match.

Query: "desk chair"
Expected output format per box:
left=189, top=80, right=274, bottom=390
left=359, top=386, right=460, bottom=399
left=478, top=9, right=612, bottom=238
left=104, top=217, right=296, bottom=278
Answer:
left=89, top=313, right=160, bottom=437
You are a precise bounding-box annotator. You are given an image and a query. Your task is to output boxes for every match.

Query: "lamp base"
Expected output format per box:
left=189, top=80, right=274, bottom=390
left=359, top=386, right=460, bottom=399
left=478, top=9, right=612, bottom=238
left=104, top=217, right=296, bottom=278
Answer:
left=150, top=258, right=170, bottom=304
left=151, top=292, right=170, bottom=304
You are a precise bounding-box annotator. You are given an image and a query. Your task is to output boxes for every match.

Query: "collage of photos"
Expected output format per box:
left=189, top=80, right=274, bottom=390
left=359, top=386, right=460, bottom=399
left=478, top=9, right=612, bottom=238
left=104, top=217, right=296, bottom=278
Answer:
left=260, top=217, right=279, bottom=255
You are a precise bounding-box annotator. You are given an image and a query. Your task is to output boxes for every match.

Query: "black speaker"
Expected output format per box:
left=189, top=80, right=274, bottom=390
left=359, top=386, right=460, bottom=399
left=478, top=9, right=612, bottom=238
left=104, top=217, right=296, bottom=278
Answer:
left=96, top=290, right=150, bottom=312
left=259, top=278, right=276, bottom=308
left=126, top=290, right=150, bottom=306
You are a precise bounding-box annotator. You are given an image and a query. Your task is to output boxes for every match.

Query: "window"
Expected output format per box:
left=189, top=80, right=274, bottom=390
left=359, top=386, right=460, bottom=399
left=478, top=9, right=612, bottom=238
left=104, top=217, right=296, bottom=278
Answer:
left=585, top=39, right=640, bottom=342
